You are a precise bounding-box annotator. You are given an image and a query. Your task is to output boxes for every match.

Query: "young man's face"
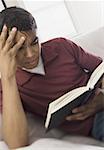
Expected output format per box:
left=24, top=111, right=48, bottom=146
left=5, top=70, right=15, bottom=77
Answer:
left=15, top=29, right=40, bottom=69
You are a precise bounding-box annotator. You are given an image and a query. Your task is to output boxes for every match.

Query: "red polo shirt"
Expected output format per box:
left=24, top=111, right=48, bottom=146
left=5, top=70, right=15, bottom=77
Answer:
left=0, top=38, right=102, bottom=135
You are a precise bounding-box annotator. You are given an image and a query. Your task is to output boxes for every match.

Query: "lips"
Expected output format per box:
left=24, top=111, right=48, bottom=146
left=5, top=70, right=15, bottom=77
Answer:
left=27, top=59, right=35, bottom=64
left=25, top=57, right=37, bottom=64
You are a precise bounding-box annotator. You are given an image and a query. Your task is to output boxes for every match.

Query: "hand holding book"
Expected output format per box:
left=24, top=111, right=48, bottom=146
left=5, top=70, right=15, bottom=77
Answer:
left=66, top=91, right=103, bottom=121
left=45, top=61, right=104, bottom=131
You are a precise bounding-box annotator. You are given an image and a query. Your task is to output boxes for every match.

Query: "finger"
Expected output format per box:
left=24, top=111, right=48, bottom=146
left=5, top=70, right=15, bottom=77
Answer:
left=66, top=113, right=87, bottom=121
left=4, top=27, right=17, bottom=52
left=0, top=25, right=7, bottom=49
left=10, top=36, right=25, bottom=56
left=72, top=105, right=87, bottom=113
left=73, top=115, right=88, bottom=120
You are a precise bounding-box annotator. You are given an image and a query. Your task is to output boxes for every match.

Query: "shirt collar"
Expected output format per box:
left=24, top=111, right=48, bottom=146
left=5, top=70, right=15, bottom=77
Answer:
left=16, top=41, right=58, bottom=86
left=22, top=55, right=45, bottom=75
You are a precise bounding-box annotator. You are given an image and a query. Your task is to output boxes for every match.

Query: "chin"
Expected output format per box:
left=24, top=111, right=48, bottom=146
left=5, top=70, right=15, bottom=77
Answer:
left=18, top=58, right=39, bottom=70
left=23, top=62, right=38, bottom=69
left=25, top=66, right=36, bottom=69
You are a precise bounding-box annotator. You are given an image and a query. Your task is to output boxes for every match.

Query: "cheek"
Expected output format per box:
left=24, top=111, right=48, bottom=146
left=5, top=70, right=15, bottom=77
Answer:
left=16, top=44, right=40, bottom=63
left=16, top=52, right=25, bottom=64
left=32, top=44, right=40, bottom=55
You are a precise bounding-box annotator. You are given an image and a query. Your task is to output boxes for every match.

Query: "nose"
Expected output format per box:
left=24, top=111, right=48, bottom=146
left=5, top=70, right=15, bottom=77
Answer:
left=25, top=47, right=34, bottom=58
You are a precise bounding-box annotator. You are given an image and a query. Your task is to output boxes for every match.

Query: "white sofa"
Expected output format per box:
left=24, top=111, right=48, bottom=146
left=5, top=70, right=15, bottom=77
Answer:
left=0, top=27, right=104, bottom=150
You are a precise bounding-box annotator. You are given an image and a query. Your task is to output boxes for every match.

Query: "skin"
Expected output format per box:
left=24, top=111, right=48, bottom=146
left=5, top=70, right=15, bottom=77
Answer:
left=66, top=90, right=104, bottom=121
left=8, top=27, right=104, bottom=121
left=0, top=25, right=40, bottom=149
left=15, top=29, right=40, bottom=69
left=0, top=24, right=104, bottom=148
left=14, top=26, right=104, bottom=122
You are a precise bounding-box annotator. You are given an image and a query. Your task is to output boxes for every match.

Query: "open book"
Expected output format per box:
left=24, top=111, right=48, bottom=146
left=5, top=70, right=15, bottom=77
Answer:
left=45, top=61, right=104, bottom=131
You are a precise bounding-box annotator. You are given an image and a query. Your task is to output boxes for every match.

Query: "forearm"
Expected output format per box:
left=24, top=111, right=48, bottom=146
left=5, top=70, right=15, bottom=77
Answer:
left=1, top=76, right=29, bottom=149
left=101, top=77, right=104, bottom=89
left=98, top=77, right=104, bottom=110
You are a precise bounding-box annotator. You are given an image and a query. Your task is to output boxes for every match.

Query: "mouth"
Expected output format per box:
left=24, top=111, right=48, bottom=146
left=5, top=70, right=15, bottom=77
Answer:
left=23, top=57, right=39, bottom=69
left=25, top=56, right=38, bottom=64
left=26, top=60, right=36, bottom=65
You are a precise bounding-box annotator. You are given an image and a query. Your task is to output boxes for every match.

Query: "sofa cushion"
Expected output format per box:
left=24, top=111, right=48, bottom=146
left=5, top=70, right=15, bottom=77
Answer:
left=16, top=138, right=104, bottom=150
left=72, top=27, right=104, bottom=59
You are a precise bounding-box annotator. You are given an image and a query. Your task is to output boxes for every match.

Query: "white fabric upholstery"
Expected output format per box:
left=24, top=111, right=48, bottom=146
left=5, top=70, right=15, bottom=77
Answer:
left=72, top=26, right=104, bottom=59
left=0, top=138, right=104, bottom=150
left=16, top=138, right=104, bottom=150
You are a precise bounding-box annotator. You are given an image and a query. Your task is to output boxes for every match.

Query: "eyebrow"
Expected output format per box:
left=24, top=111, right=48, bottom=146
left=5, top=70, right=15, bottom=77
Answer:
left=21, top=36, right=38, bottom=48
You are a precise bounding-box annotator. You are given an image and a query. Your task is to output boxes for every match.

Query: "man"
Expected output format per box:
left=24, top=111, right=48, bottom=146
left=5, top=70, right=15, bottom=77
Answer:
left=0, top=6, right=103, bottom=149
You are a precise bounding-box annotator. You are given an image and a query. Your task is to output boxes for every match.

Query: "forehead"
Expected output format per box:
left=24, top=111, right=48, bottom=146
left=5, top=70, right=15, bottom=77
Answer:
left=15, top=29, right=36, bottom=44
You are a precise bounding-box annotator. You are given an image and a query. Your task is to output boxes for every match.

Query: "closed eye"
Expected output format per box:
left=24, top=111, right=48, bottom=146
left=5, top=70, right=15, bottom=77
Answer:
left=32, top=37, right=39, bottom=45
left=18, top=36, right=39, bottom=51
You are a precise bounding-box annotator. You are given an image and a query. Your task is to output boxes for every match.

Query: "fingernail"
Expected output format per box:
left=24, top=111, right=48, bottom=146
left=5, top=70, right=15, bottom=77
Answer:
left=3, top=25, right=7, bottom=30
left=72, top=109, right=78, bottom=113
left=21, top=37, right=25, bottom=40
left=72, top=110, right=77, bottom=113
left=12, top=27, right=17, bottom=32
left=66, top=117, right=71, bottom=120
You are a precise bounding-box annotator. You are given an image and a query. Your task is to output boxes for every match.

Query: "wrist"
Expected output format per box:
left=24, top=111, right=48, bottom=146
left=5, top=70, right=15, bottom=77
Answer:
left=1, top=73, right=16, bottom=80
left=99, top=88, right=104, bottom=95
left=1, top=75, right=16, bottom=85
left=97, top=91, right=104, bottom=110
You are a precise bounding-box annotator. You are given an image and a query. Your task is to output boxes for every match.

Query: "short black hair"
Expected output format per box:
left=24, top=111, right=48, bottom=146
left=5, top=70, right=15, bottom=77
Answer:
left=0, top=6, right=37, bottom=33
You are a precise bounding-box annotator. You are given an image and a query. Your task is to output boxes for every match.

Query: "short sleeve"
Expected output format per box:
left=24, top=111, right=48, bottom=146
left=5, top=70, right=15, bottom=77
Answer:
left=61, top=38, right=103, bottom=73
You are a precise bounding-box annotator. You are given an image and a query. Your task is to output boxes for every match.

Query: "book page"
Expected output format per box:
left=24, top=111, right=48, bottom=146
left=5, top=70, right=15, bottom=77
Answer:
left=87, top=61, right=104, bottom=89
left=45, top=103, right=54, bottom=128
left=45, top=86, right=88, bottom=128
left=51, top=86, right=88, bottom=114
left=49, top=86, right=87, bottom=107
left=45, top=61, right=104, bottom=129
